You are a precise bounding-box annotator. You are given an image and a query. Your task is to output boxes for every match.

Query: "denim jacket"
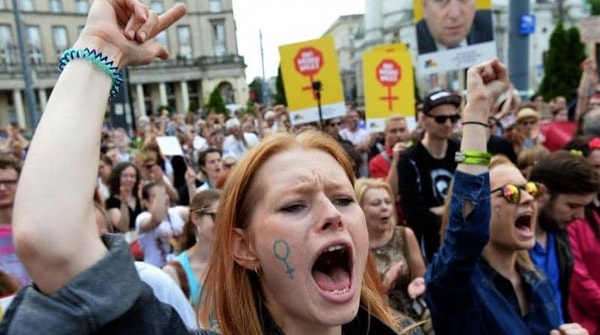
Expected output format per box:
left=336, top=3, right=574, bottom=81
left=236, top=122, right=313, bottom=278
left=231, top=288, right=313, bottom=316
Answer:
left=425, top=171, right=561, bottom=335
left=0, top=234, right=218, bottom=335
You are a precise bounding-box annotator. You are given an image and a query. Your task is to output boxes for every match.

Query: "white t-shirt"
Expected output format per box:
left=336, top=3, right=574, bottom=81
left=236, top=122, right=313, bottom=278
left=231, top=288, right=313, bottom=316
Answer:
left=135, top=206, right=186, bottom=268
left=222, top=132, right=260, bottom=160
left=134, top=261, right=197, bottom=329
left=193, top=135, right=209, bottom=152
left=340, top=127, right=369, bottom=146
left=0, top=294, right=15, bottom=321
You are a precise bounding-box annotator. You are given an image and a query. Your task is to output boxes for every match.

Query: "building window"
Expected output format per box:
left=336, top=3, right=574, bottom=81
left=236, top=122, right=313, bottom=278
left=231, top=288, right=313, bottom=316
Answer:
left=209, top=0, right=221, bottom=12
left=142, top=85, right=153, bottom=115
left=0, top=25, right=14, bottom=65
left=155, top=32, right=169, bottom=52
left=0, top=0, right=7, bottom=10
left=211, top=20, right=226, bottom=57
left=188, top=80, right=200, bottom=109
left=52, top=26, right=69, bottom=56
left=21, top=0, right=35, bottom=11
left=75, top=0, right=88, bottom=13
left=25, top=26, right=44, bottom=65
left=166, top=82, right=176, bottom=109
left=150, top=0, right=163, bottom=13
left=49, top=0, right=63, bottom=12
left=177, top=25, right=192, bottom=60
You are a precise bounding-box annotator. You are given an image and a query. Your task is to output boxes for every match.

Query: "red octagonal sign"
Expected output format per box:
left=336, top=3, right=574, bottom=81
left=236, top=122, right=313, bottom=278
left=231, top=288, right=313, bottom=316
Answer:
left=376, top=59, right=401, bottom=86
left=294, top=47, right=324, bottom=77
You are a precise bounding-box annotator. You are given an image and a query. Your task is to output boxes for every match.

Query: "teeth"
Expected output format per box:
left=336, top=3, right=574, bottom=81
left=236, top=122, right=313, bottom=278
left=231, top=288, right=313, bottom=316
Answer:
left=329, top=287, right=350, bottom=295
left=326, top=245, right=344, bottom=252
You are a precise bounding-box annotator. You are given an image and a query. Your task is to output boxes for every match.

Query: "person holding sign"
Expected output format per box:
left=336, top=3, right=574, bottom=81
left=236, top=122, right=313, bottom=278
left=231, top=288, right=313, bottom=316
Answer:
left=416, top=0, right=494, bottom=54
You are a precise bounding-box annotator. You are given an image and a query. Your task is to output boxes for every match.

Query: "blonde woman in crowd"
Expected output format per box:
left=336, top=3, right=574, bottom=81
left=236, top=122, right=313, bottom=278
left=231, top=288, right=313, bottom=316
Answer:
left=355, top=178, right=429, bottom=333
left=1, top=2, right=414, bottom=334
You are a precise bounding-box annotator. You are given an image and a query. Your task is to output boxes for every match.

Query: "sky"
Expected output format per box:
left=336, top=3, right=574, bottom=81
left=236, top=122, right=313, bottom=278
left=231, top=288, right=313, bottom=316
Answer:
left=232, top=0, right=365, bottom=82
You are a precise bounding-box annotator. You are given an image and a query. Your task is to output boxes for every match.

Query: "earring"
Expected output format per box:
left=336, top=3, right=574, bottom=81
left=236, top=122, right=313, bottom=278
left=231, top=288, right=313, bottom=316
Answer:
left=254, top=265, right=262, bottom=277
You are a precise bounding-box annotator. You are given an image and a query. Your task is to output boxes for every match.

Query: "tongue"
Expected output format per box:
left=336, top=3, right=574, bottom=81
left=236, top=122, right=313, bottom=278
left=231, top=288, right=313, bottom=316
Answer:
left=312, top=267, right=350, bottom=292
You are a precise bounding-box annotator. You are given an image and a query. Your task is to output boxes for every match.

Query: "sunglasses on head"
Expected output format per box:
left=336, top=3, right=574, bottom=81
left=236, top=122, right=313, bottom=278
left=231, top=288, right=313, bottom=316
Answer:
left=428, top=114, right=460, bottom=124
left=491, top=182, right=541, bottom=204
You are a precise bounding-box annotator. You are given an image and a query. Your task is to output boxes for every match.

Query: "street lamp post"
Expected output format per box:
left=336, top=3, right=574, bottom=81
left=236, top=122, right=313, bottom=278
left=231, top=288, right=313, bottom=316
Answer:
left=509, top=1, right=530, bottom=93
left=12, top=0, right=39, bottom=130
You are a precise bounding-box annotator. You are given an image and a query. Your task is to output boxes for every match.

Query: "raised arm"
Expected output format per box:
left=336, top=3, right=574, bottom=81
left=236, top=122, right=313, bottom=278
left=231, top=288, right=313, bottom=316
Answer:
left=575, top=58, right=596, bottom=120
left=426, top=59, right=508, bottom=291
left=109, top=186, right=132, bottom=233
left=12, top=0, right=186, bottom=295
left=137, top=185, right=168, bottom=233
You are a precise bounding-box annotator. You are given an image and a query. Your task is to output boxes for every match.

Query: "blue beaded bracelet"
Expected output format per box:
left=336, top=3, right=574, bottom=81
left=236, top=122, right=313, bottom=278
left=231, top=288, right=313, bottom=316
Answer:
left=57, top=48, right=123, bottom=99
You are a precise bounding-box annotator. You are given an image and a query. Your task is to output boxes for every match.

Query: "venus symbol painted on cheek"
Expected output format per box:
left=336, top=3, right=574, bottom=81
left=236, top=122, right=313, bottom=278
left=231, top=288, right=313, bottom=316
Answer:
left=273, top=239, right=295, bottom=279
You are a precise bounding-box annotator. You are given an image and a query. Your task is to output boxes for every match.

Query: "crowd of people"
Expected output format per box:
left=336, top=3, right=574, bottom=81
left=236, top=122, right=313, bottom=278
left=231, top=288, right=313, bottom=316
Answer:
left=0, top=1, right=599, bottom=335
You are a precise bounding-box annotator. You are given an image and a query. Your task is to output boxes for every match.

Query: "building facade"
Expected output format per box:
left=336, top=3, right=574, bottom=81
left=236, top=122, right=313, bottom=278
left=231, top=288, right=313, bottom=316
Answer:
left=0, top=0, right=247, bottom=129
left=323, top=14, right=363, bottom=101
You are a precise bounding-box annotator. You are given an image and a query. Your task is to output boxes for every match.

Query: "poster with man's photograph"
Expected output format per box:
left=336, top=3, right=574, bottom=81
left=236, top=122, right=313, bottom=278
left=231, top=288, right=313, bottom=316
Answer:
left=414, top=0, right=497, bottom=75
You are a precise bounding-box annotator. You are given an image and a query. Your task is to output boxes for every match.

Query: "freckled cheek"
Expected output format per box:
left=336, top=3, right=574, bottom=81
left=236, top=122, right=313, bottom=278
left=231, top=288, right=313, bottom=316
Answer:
left=347, top=214, right=370, bottom=256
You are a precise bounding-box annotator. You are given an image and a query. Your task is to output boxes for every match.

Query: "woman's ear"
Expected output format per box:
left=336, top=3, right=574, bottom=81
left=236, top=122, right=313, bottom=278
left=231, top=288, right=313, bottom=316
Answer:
left=232, top=228, right=259, bottom=270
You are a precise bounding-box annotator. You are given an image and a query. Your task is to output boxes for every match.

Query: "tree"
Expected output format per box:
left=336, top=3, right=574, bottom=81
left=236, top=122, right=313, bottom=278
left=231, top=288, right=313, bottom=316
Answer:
left=248, top=77, right=263, bottom=104
left=586, top=0, right=600, bottom=15
left=538, top=22, right=585, bottom=101
left=273, top=65, right=287, bottom=106
left=206, top=86, right=226, bottom=116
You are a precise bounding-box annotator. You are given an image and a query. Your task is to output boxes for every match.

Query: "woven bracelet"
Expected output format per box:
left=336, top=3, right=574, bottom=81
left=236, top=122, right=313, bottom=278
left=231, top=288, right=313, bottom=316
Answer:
left=57, top=48, right=123, bottom=99
left=462, top=121, right=489, bottom=128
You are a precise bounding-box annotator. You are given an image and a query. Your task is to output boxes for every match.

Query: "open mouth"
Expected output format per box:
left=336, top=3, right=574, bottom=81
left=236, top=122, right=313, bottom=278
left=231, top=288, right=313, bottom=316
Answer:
left=311, top=244, right=353, bottom=296
left=515, top=213, right=533, bottom=232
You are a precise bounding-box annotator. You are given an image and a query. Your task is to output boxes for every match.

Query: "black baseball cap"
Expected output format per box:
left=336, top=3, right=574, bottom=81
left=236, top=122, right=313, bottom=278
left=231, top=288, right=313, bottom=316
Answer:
left=422, top=90, right=462, bottom=115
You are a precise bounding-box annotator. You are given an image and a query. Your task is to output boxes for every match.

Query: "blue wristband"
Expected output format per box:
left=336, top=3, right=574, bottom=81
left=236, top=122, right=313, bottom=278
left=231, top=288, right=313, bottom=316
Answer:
left=57, top=48, right=123, bottom=100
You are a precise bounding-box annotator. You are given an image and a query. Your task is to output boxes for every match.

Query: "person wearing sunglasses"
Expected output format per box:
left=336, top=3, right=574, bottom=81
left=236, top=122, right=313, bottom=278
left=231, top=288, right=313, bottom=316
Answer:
left=512, top=107, right=545, bottom=154
left=163, top=189, right=220, bottom=313
left=426, top=59, right=589, bottom=335
left=528, top=150, right=600, bottom=326
left=398, top=89, right=461, bottom=263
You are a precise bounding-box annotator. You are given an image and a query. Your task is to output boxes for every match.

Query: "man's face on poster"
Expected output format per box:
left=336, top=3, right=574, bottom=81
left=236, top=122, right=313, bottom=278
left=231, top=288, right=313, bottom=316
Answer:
left=422, top=0, right=476, bottom=47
